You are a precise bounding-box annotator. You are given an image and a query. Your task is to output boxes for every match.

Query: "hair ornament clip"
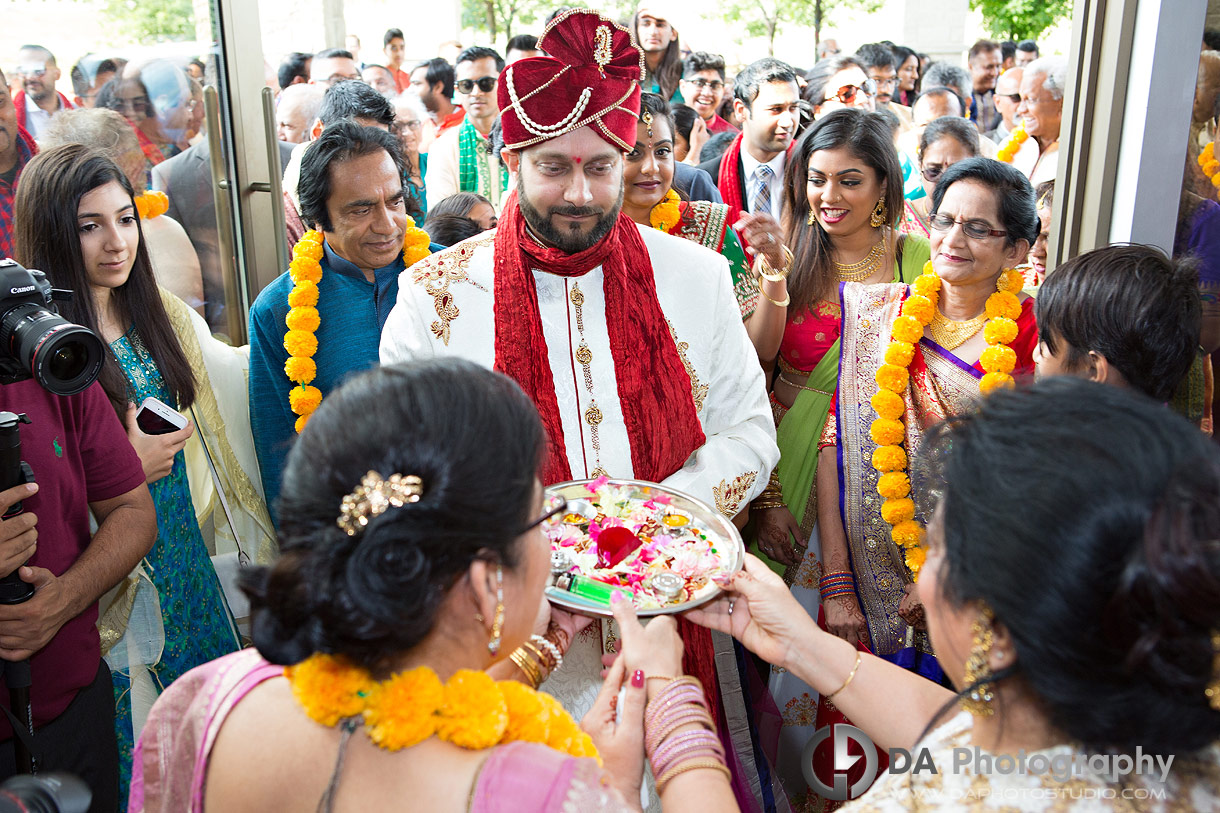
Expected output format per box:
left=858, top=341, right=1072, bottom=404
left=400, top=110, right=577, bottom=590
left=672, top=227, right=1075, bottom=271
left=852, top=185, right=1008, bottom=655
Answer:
left=337, top=470, right=423, bottom=536
left=642, top=109, right=654, bottom=140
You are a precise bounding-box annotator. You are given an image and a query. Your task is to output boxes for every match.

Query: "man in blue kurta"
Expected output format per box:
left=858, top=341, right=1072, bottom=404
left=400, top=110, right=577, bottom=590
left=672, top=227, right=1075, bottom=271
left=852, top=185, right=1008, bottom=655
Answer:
left=249, top=121, right=412, bottom=520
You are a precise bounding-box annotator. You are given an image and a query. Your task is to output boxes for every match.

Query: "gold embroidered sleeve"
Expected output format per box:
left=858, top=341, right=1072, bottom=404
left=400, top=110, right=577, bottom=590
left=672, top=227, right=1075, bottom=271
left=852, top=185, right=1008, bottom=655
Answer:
left=713, top=471, right=758, bottom=517
left=409, top=232, right=493, bottom=345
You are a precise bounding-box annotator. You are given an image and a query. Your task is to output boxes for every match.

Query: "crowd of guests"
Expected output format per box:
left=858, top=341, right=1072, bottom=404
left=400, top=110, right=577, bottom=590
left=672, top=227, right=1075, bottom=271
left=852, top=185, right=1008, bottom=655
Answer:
left=0, top=6, right=1217, bottom=812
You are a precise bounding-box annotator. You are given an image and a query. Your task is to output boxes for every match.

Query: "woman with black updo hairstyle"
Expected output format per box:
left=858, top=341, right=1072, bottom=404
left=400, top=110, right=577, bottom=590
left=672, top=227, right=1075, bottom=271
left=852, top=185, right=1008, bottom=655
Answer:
left=691, top=378, right=1220, bottom=808
left=130, top=360, right=738, bottom=813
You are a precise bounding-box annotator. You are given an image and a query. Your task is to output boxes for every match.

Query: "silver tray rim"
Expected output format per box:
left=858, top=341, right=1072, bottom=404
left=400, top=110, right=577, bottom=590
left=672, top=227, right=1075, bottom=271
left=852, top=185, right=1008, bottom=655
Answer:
left=543, top=478, right=744, bottom=618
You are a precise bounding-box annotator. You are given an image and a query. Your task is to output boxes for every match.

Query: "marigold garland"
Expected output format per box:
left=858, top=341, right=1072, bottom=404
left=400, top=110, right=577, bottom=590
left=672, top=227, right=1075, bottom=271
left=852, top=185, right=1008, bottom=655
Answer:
left=285, top=653, right=600, bottom=761
left=870, top=261, right=1023, bottom=580
left=1198, top=142, right=1220, bottom=198
left=284, top=219, right=432, bottom=433
left=134, top=190, right=169, bottom=220
left=649, top=188, right=682, bottom=233
left=995, top=122, right=1029, bottom=164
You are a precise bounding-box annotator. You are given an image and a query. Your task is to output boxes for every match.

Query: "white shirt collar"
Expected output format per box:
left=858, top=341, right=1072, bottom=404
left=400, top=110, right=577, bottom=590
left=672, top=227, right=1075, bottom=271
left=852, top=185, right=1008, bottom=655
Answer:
left=738, top=145, right=785, bottom=181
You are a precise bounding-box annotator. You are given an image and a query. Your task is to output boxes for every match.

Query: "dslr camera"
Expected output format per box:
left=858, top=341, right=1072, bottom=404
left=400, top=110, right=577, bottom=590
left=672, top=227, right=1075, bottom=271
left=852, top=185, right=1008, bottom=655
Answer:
left=0, top=260, right=102, bottom=396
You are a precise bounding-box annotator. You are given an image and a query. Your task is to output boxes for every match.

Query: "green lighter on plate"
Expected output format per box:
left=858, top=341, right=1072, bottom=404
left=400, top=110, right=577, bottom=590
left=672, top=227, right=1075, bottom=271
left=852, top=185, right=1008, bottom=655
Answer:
left=554, top=573, right=633, bottom=605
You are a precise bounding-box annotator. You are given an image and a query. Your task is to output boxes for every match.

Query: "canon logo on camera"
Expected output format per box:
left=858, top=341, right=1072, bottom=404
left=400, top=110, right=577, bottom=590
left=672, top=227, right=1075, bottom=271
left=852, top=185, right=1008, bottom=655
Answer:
left=8, top=286, right=35, bottom=295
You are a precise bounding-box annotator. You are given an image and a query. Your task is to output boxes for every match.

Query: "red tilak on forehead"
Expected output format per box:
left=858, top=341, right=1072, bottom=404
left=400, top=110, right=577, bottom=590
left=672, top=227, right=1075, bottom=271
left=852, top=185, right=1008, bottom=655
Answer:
left=574, top=157, right=582, bottom=163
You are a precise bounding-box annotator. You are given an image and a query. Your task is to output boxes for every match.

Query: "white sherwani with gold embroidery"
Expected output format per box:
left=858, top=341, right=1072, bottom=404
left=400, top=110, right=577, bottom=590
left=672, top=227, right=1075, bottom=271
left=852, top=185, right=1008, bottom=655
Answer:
left=380, top=220, right=782, bottom=812
left=380, top=223, right=777, bottom=511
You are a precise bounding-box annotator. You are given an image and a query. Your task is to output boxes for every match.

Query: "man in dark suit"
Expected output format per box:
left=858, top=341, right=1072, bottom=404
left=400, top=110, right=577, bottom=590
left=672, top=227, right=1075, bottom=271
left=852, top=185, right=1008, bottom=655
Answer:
left=697, top=58, right=800, bottom=234
left=151, top=138, right=293, bottom=334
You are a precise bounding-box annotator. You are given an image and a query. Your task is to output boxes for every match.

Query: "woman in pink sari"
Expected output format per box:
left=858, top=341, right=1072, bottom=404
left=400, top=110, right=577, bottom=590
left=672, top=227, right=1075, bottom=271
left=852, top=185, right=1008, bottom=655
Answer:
left=130, top=360, right=737, bottom=813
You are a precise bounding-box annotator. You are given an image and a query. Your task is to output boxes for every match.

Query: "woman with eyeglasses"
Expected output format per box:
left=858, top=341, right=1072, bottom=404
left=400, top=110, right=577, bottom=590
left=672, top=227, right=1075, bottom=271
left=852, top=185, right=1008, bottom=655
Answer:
left=900, top=116, right=980, bottom=238
left=131, top=360, right=740, bottom=813
left=804, top=56, right=876, bottom=119
left=391, top=93, right=429, bottom=224
left=802, top=157, right=1038, bottom=777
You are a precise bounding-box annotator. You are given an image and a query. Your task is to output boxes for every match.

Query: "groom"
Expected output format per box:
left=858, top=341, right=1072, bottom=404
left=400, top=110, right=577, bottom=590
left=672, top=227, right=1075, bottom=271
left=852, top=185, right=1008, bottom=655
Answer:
left=380, top=11, right=781, bottom=810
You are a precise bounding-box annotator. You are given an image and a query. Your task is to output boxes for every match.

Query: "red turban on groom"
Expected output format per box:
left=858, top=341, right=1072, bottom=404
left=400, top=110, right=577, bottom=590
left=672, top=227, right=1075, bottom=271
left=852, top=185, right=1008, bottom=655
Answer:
left=498, top=10, right=644, bottom=151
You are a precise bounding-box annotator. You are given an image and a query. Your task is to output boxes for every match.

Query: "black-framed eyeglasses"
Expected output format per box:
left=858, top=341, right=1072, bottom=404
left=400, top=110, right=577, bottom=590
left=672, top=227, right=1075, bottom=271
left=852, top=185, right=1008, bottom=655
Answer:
left=456, top=77, right=497, bottom=94
left=872, top=77, right=898, bottom=90
left=928, top=213, right=1007, bottom=239
left=683, top=78, right=724, bottom=91
left=521, top=493, right=567, bottom=533
left=827, top=79, right=876, bottom=105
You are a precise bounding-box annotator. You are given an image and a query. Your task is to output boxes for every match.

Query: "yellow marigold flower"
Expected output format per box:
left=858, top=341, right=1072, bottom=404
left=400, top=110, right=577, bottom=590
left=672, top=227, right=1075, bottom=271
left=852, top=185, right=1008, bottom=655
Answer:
left=996, top=269, right=1024, bottom=294
left=1203, top=142, right=1216, bottom=163
left=912, top=271, right=941, bottom=297
left=284, top=356, right=317, bottom=384
left=294, top=240, right=324, bottom=262
left=570, top=731, right=602, bottom=765
left=881, top=497, right=916, bottom=524
left=1212, top=173, right=1220, bottom=190
left=300, top=229, right=324, bottom=244
left=284, top=654, right=371, bottom=727
left=546, top=707, right=582, bottom=753
left=364, top=667, right=443, bottom=750
left=905, top=545, right=926, bottom=573
left=1206, top=160, right=1220, bottom=176
left=870, top=418, right=906, bottom=447
left=985, top=291, right=1021, bottom=321
left=404, top=245, right=431, bottom=267
left=884, top=341, right=915, bottom=367
left=294, top=414, right=309, bottom=433
left=891, top=316, right=924, bottom=344
left=289, top=384, right=322, bottom=415
left=871, top=388, right=905, bottom=421
left=285, top=306, right=321, bottom=332
left=979, top=345, right=1017, bottom=375
left=134, top=195, right=151, bottom=220
left=901, top=294, right=935, bottom=324
left=497, top=680, right=551, bottom=744
left=876, top=363, right=910, bottom=394
left=284, top=329, right=318, bottom=358
left=289, top=258, right=323, bottom=285
left=872, top=445, right=907, bottom=473
left=891, top=520, right=924, bottom=549
left=983, top=318, right=1019, bottom=346
left=979, top=372, right=1015, bottom=394
left=288, top=280, right=320, bottom=308
left=436, top=669, right=508, bottom=749
left=878, top=471, right=911, bottom=500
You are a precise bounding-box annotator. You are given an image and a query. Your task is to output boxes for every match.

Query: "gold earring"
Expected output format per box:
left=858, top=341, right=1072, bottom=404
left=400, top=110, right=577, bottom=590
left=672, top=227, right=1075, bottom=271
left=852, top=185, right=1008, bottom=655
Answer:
left=869, top=197, right=888, bottom=228
left=961, top=605, right=997, bottom=716
left=806, top=209, right=816, bottom=226
left=487, top=565, right=505, bottom=656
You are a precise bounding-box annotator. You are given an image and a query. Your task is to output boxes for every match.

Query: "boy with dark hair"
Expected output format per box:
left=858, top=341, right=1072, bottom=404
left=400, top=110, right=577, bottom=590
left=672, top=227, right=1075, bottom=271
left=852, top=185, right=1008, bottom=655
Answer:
left=679, top=52, right=736, bottom=133
left=383, top=28, right=408, bottom=92
left=1035, top=244, right=1201, bottom=403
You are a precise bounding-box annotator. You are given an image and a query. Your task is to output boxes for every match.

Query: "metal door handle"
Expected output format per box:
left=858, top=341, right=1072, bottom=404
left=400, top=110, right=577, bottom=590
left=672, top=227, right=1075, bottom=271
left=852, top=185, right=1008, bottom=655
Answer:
left=203, top=86, right=246, bottom=344
left=259, top=87, right=289, bottom=274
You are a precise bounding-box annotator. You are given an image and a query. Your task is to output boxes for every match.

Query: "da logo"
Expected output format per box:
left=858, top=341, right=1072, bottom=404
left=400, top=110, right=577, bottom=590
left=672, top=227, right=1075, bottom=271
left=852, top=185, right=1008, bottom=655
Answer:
left=801, top=724, right=880, bottom=801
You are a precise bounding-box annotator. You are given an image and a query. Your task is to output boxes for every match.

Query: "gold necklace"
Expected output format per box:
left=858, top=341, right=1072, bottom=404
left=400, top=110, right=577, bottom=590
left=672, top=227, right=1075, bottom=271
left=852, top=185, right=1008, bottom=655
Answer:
left=834, top=240, right=885, bottom=282
left=928, top=308, right=987, bottom=350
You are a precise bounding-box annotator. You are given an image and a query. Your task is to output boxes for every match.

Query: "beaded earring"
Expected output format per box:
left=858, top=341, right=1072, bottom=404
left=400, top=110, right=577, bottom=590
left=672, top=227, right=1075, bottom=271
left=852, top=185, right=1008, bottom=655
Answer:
left=961, top=605, right=997, bottom=716
left=487, top=565, right=505, bottom=656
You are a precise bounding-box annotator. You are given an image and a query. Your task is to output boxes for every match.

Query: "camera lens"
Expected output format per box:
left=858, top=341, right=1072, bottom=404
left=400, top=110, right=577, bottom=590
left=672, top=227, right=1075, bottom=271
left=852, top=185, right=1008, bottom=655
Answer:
left=1, top=305, right=104, bottom=396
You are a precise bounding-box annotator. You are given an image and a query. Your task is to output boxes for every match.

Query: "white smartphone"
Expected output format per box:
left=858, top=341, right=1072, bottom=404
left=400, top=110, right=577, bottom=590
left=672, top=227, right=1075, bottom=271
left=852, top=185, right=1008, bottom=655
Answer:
left=135, top=396, right=188, bottom=436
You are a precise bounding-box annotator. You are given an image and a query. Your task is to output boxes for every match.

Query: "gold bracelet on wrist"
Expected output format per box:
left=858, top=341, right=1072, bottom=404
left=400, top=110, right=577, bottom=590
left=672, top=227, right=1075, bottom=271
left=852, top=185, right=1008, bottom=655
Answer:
left=509, top=647, right=543, bottom=688
left=754, top=246, right=794, bottom=281
left=825, top=650, right=862, bottom=701
left=759, top=286, right=791, bottom=307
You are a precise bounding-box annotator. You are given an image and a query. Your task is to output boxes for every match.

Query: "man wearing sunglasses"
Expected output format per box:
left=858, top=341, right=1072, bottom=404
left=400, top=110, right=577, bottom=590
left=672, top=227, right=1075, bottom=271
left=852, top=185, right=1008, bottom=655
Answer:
left=985, top=67, right=1023, bottom=144
left=424, top=47, right=509, bottom=212
left=13, top=45, right=74, bottom=140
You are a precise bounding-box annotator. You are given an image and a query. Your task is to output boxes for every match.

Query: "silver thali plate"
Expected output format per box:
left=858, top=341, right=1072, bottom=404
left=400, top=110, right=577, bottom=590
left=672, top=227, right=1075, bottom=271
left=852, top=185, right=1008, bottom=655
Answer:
left=543, top=478, right=744, bottom=618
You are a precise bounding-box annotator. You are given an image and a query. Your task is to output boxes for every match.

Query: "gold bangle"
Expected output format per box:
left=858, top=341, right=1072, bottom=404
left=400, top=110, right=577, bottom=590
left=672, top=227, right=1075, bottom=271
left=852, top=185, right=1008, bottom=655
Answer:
left=825, top=651, right=862, bottom=701
left=759, top=286, right=790, bottom=307
left=509, top=648, right=542, bottom=688
left=658, top=758, right=732, bottom=794
left=755, top=246, right=794, bottom=281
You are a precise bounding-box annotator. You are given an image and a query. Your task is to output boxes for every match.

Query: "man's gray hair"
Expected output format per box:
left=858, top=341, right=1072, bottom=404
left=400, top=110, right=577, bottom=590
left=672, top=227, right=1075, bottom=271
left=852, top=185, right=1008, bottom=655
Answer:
left=923, top=62, right=971, bottom=100
left=1024, top=56, right=1069, bottom=101
left=392, top=92, right=428, bottom=122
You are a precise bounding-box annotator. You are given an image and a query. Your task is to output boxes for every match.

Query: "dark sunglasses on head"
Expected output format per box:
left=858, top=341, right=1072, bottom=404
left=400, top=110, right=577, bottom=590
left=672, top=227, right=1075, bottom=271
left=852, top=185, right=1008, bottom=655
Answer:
left=456, top=77, right=498, bottom=94
left=828, top=78, right=877, bottom=105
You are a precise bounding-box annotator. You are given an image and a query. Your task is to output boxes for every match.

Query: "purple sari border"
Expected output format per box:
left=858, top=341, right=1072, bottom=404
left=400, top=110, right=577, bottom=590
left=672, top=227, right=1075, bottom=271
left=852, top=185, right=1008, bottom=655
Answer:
left=919, top=337, right=983, bottom=380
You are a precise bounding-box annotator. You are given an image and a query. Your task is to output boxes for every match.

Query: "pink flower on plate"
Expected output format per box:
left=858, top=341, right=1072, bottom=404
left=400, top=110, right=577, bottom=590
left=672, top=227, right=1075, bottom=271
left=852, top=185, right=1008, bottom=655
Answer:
left=588, top=516, right=625, bottom=543
left=585, top=475, right=611, bottom=494
left=549, top=524, right=583, bottom=547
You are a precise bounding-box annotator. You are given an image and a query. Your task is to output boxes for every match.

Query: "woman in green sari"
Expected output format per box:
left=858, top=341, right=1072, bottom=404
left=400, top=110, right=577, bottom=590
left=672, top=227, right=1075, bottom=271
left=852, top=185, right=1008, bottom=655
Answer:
left=750, top=108, right=929, bottom=805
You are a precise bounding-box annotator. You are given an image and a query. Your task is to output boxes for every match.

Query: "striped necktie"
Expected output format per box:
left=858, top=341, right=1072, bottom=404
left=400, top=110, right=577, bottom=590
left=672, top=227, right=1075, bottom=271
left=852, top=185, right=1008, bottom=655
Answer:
left=752, top=164, right=774, bottom=216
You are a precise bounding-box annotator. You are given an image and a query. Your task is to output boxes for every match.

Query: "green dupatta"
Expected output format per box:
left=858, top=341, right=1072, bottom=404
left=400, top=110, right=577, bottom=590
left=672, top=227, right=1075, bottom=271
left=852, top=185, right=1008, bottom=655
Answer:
left=457, top=118, right=508, bottom=201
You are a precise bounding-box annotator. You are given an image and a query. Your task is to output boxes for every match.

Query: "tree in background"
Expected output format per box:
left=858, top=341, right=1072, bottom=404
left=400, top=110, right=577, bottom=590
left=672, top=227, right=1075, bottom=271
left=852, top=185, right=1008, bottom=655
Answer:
left=970, top=0, right=1074, bottom=42
left=102, top=0, right=195, bottom=41
left=715, top=0, right=882, bottom=57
